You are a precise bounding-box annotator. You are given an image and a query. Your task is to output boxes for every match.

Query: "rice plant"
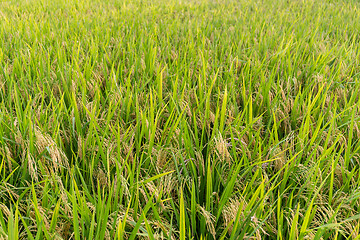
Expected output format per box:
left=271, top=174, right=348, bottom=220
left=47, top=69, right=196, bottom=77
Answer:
left=1, top=0, right=360, bottom=239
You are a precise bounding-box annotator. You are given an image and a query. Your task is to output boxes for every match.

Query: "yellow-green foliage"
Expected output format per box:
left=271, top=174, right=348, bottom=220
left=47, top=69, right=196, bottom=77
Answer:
left=1, top=0, right=360, bottom=239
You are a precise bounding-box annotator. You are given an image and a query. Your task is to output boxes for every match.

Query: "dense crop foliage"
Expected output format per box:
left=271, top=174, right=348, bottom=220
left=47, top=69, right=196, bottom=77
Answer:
left=1, top=0, right=360, bottom=239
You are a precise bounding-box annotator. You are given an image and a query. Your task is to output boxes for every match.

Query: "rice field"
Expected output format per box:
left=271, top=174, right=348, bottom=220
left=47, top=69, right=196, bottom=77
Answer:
left=1, top=0, right=360, bottom=239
